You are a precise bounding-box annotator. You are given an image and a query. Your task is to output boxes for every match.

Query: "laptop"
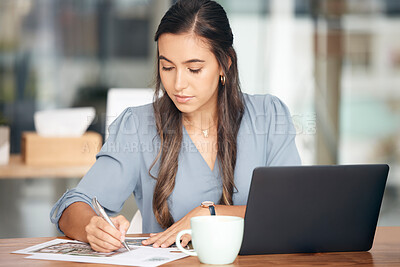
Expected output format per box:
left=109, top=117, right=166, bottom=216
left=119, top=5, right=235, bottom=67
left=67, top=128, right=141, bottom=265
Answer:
left=239, top=164, right=389, bottom=255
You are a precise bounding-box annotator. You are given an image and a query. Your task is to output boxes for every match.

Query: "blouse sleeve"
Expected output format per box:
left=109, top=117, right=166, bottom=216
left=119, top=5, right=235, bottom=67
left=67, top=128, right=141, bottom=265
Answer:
left=265, top=95, right=302, bottom=166
left=50, top=107, right=141, bottom=233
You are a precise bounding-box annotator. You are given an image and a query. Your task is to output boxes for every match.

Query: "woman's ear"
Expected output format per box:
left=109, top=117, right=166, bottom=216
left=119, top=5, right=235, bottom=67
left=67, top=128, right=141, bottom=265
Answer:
left=219, top=53, right=233, bottom=76
left=220, top=58, right=232, bottom=76
left=219, top=57, right=232, bottom=76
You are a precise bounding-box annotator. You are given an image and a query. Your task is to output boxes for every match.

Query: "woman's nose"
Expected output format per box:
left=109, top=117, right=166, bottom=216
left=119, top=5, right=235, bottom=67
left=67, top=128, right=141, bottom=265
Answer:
left=174, top=69, right=189, bottom=91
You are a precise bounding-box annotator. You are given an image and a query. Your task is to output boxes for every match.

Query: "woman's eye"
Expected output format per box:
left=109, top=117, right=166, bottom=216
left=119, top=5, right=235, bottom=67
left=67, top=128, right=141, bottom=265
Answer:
left=162, top=66, right=174, bottom=71
left=189, top=68, right=201, bottom=74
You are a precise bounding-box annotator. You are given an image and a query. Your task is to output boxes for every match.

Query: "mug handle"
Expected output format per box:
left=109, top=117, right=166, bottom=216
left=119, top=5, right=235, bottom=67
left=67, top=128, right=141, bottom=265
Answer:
left=175, top=229, right=197, bottom=256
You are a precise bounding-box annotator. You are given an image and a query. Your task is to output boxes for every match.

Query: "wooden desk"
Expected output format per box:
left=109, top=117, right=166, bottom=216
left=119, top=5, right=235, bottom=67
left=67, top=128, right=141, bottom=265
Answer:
left=1, top=227, right=400, bottom=266
left=0, top=155, right=92, bottom=179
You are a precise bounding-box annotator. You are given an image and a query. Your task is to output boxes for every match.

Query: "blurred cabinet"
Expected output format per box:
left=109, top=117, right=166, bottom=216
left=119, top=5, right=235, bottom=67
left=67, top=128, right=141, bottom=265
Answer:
left=0, top=154, right=92, bottom=179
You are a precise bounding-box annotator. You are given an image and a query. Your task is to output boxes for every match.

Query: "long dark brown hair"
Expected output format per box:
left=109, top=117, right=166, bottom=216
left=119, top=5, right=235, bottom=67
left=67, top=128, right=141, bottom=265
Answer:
left=150, top=0, right=245, bottom=229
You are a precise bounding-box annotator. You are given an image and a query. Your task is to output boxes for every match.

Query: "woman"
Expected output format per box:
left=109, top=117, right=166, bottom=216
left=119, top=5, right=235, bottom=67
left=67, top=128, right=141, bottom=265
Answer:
left=51, top=0, right=301, bottom=252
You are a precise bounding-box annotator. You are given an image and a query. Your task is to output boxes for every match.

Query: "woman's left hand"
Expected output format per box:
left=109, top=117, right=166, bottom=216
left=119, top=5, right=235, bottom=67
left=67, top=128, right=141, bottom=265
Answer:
left=142, top=206, right=209, bottom=248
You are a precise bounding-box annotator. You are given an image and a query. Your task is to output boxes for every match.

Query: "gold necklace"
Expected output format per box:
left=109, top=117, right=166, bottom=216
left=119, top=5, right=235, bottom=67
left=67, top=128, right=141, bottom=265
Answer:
left=183, top=117, right=216, bottom=138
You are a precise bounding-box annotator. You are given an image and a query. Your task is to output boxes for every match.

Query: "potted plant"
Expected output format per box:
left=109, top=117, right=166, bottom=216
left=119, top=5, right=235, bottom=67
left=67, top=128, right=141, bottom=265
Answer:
left=0, top=112, right=10, bottom=165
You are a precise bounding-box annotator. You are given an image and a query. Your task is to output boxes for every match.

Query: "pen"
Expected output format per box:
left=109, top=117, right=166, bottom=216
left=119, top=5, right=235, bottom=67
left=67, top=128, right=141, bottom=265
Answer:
left=91, top=197, right=131, bottom=251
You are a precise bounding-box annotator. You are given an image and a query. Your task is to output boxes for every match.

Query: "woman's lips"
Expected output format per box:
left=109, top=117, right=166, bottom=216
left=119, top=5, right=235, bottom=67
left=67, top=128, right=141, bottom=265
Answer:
left=175, top=95, right=194, bottom=103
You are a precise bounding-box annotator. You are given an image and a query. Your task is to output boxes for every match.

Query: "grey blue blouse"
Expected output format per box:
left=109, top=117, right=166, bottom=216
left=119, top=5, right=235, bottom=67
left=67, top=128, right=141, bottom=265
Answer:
left=50, top=93, right=301, bottom=234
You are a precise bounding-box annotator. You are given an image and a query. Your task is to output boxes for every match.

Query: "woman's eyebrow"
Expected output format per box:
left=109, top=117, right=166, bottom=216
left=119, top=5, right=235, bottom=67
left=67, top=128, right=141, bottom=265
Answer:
left=159, top=55, right=173, bottom=63
left=159, top=55, right=205, bottom=64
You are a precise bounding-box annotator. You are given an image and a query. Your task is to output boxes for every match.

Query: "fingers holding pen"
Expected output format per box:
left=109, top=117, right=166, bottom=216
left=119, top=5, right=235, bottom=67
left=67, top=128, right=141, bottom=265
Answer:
left=87, top=233, right=121, bottom=252
left=111, top=215, right=130, bottom=241
left=85, top=216, right=123, bottom=252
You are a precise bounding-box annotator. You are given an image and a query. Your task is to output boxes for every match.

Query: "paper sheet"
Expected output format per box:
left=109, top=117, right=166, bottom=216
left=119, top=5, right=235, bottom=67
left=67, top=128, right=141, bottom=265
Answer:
left=13, top=238, right=189, bottom=267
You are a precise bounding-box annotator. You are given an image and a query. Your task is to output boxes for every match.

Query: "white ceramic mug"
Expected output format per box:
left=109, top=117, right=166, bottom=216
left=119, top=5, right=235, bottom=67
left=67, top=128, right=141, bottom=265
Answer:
left=175, top=216, right=244, bottom=265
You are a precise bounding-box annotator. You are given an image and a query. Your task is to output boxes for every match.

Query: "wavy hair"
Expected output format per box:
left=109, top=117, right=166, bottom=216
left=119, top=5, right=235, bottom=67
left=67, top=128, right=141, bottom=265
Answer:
left=150, top=0, right=244, bottom=229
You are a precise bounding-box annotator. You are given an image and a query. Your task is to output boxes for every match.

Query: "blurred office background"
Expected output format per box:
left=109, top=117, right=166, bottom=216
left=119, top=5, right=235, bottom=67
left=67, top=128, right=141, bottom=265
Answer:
left=0, top=0, right=399, bottom=238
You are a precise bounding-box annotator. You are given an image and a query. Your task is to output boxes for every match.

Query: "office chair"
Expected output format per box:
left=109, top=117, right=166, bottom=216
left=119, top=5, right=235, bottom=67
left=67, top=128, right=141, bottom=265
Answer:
left=106, top=88, right=154, bottom=234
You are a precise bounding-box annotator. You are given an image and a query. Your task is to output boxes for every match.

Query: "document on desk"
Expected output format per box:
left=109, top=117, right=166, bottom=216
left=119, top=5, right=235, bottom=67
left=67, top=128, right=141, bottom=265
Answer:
left=13, top=238, right=189, bottom=266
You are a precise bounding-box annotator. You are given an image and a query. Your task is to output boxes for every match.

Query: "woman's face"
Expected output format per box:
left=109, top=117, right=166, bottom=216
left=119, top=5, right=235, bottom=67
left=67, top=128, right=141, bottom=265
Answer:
left=157, top=33, right=222, bottom=116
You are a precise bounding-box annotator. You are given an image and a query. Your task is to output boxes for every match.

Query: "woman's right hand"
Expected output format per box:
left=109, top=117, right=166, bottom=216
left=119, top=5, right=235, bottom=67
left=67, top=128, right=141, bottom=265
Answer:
left=85, top=215, right=130, bottom=252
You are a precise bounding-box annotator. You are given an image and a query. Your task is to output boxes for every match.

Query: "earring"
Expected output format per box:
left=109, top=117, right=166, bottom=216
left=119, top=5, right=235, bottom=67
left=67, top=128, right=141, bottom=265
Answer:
left=220, top=75, right=226, bottom=86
